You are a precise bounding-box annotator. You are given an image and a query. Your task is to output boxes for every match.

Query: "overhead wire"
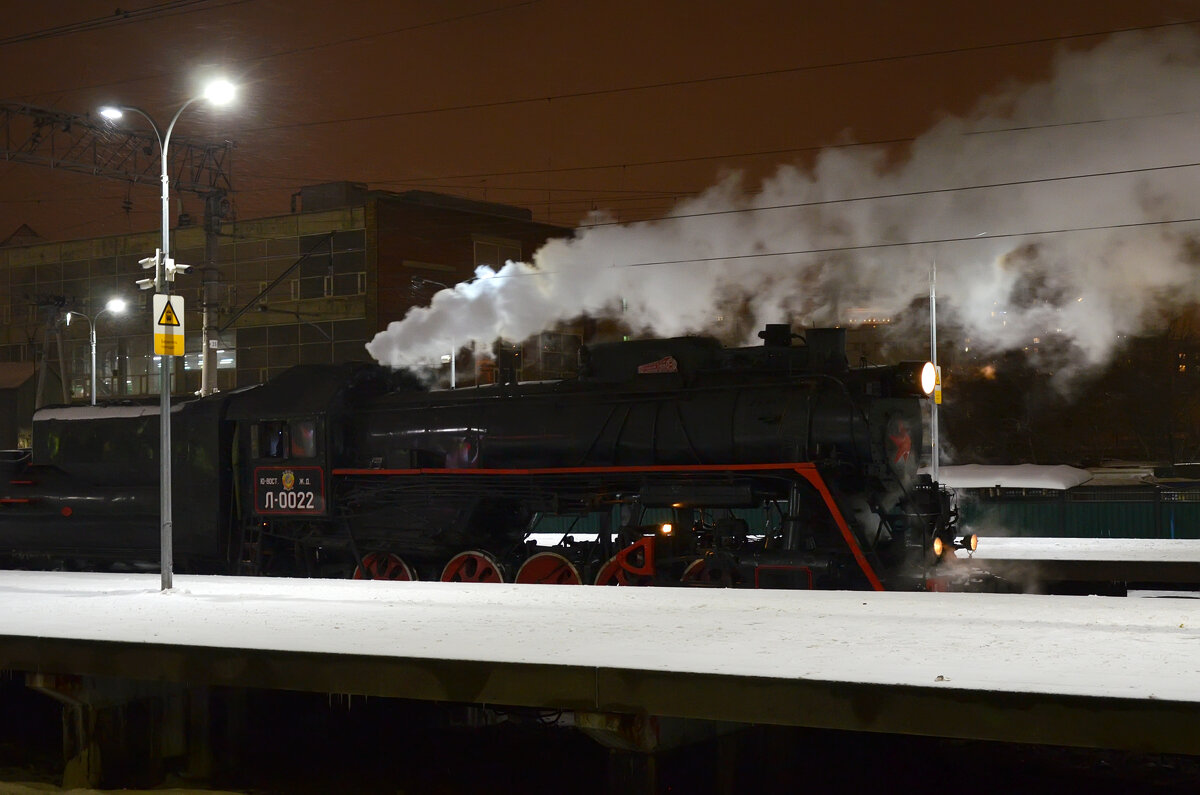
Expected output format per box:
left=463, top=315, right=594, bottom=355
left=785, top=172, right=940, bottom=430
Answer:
left=235, top=18, right=1200, bottom=134
left=212, top=153, right=1200, bottom=232
left=223, top=106, right=1200, bottom=212
left=0, top=0, right=250, bottom=47
left=6, top=0, right=540, bottom=100
left=6, top=11, right=1200, bottom=238
left=13, top=153, right=1200, bottom=251
left=414, top=215, right=1200, bottom=284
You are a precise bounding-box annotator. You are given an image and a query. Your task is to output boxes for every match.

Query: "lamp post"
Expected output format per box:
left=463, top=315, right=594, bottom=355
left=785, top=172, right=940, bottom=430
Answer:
left=100, top=79, right=236, bottom=591
left=64, top=298, right=128, bottom=405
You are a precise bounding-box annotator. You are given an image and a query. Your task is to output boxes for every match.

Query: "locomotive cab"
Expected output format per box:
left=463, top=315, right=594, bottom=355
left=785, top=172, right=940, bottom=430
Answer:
left=246, top=416, right=328, bottom=515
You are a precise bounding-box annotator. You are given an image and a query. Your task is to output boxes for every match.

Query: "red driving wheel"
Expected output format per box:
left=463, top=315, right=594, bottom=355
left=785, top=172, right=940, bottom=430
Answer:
left=440, top=550, right=506, bottom=583
left=353, top=552, right=416, bottom=581
left=515, top=552, right=583, bottom=585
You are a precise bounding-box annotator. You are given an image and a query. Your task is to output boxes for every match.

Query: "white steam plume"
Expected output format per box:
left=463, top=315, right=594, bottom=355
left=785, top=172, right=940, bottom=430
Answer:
left=366, top=29, right=1200, bottom=372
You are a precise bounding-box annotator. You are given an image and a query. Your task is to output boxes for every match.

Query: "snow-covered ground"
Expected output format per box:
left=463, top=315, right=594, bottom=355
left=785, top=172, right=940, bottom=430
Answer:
left=2, top=569, right=1199, bottom=704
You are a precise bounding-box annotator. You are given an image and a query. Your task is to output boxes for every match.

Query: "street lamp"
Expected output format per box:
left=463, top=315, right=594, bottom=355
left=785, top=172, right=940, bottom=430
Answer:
left=64, top=298, right=128, bottom=406
left=99, top=78, right=236, bottom=591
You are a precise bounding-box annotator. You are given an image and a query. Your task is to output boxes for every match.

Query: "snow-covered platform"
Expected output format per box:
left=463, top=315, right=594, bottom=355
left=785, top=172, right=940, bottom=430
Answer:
left=2, top=570, right=1200, bottom=754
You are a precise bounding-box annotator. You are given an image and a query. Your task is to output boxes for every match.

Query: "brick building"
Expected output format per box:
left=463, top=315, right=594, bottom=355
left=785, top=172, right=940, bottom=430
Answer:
left=0, top=184, right=569, bottom=444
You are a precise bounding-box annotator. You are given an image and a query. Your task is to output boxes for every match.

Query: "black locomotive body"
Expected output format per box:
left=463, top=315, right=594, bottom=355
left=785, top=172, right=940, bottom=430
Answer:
left=0, top=327, right=967, bottom=590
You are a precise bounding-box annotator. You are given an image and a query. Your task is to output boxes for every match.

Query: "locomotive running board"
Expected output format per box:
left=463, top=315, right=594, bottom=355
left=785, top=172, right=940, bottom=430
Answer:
left=333, top=462, right=886, bottom=591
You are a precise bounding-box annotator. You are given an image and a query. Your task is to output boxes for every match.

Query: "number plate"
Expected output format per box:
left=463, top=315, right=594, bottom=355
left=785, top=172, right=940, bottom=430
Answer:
left=254, top=466, right=326, bottom=515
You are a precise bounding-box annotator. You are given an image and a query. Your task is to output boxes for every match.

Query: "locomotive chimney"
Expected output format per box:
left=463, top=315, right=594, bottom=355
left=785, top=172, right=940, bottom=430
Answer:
left=495, top=342, right=520, bottom=385
left=805, top=328, right=848, bottom=372
left=758, top=324, right=794, bottom=347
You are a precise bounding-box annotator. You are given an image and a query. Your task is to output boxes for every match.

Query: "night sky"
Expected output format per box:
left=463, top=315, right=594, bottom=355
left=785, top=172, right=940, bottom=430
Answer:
left=0, top=0, right=1193, bottom=243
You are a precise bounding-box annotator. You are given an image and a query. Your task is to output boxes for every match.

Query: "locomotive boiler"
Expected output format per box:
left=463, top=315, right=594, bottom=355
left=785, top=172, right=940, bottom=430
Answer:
left=0, top=326, right=973, bottom=590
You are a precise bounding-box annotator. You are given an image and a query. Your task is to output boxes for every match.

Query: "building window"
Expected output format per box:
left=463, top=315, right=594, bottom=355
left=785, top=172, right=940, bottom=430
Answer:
left=474, top=239, right=521, bottom=270
left=325, top=271, right=366, bottom=297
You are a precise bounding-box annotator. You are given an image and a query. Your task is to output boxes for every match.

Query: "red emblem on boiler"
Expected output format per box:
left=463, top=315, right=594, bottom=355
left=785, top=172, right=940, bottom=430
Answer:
left=637, top=356, right=678, bottom=374
left=889, top=421, right=912, bottom=463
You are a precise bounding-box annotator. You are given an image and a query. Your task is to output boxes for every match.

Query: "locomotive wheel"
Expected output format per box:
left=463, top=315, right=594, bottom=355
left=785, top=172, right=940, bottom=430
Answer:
left=353, top=552, right=417, bottom=581
left=681, top=558, right=706, bottom=582
left=680, top=557, right=733, bottom=587
left=594, top=537, right=656, bottom=586
left=441, top=550, right=506, bottom=583
left=515, top=551, right=583, bottom=585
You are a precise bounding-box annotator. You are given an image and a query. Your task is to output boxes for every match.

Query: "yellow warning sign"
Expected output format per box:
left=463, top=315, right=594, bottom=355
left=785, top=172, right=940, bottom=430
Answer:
left=157, top=301, right=181, bottom=327
left=152, top=294, right=185, bottom=356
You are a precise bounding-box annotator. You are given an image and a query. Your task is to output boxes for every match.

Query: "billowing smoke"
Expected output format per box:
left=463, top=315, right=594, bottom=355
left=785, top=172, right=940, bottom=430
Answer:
left=366, top=29, right=1200, bottom=373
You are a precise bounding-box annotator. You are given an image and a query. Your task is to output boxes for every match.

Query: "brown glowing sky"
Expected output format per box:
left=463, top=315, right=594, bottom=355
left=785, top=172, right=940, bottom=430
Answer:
left=0, top=0, right=1193, bottom=244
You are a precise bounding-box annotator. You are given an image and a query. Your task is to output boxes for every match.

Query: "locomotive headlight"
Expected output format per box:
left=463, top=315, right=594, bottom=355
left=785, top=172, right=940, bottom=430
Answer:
left=932, top=536, right=945, bottom=557
left=963, top=533, right=979, bottom=552
left=893, top=361, right=938, bottom=396
left=920, top=361, right=937, bottom=395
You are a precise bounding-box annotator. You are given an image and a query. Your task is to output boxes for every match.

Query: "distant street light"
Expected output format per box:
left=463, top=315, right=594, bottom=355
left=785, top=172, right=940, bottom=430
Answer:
left=99, top=78, right=236, bottom=591
left=411, top=276, right=457, bottom=388
left=64, top=298, right=128, bottom=406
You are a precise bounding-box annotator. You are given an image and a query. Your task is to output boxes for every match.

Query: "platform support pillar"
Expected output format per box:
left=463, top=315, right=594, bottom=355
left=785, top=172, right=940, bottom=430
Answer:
left=25, top=673, right=203, bottom=789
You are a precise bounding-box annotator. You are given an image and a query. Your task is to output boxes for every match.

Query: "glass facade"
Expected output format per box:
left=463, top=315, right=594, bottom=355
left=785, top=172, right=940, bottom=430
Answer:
left=0, top=207, right=369, bottom=400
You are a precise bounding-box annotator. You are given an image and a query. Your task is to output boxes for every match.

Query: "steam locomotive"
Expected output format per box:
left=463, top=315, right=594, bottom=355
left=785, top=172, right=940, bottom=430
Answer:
left=0, top=325, right=975, bottom=590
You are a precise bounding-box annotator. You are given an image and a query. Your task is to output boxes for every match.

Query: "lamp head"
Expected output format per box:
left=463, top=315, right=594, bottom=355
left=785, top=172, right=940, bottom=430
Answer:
left=202, top=79, right=236, bottom=106
left=99, top=106, right=123, bottom=120
left=105, top=298, right=127, bottom=314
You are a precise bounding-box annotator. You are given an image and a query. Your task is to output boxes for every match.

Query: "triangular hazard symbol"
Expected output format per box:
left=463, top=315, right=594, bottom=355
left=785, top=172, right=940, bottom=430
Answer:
left=157, top=301, right=181, bottom=327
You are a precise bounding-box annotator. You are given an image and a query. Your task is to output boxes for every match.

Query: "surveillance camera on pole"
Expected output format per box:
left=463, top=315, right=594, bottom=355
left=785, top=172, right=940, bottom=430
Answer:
left=139, top=249, right=161, bottom=277
left=164, top=257, right=191, bottom=282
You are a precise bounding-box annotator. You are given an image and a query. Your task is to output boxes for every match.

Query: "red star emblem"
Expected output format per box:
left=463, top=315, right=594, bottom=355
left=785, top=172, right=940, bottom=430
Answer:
left=889, top=421, right=912, bottom=463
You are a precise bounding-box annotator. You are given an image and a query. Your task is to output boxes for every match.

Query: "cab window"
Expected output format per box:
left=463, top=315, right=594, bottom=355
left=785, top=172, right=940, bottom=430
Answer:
left=252, top=419, right=317, bottom=460
left=256, top=421, right=289, bottom=459
left=290, top=419, right=317, bottom=458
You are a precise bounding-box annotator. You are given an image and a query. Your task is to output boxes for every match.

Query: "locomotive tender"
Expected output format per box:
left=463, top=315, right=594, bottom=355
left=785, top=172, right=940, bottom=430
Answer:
left=0, top=325, right=973, bottom=590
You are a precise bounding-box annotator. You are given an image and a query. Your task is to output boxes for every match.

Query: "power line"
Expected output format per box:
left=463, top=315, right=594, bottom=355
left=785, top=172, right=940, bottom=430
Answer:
left=9, top=187, right=1199, bottom=275
left=475, top=216, right=1200, bottom=280
left=236, top=18, right=1200, bottom=135
left=9, top=1, right=538, bottom=101
left=9, top=7, right=1198, bottom=227
left=224, top=106, right=1200, bottom=200
left=14, top=154, right=1200, bottom=248
left=383, top=109, right=1200, bottom=185
left=576, top=161, right=1200, bottom=229
left=237, top=0, right=538, bottom=64
left=227, top=154, right=1200, bottom=227
left=0, top=0, right=249, bottom=47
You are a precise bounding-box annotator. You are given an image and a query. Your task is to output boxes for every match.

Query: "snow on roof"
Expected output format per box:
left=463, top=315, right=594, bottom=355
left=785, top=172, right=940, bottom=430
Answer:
left=967, top=537, right=1200, bottom=562
left=2, top=570, right=1200, bottom=703
left=931, top=464, right=1092, bottom=490
left=35, top=404, right=163, bottom=420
